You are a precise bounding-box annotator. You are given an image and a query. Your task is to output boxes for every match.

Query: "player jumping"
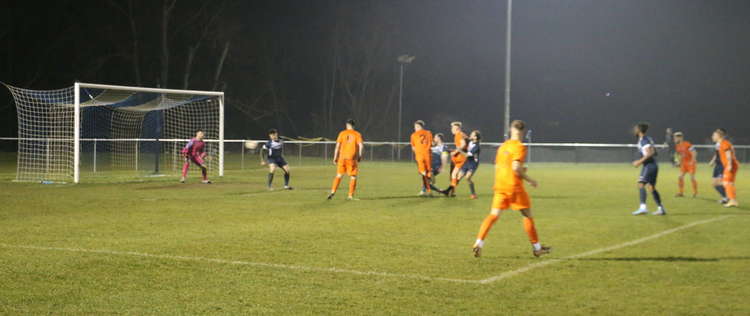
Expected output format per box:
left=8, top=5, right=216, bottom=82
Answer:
left=472, top=120, right=550, bottom=258
left=713, top=128, right=740, bottom=207
left=328, top=119, right=364, bottom=201
left=261, top=129, right=292, bottom=190
left=673, top=132, right=697, bottom=197
left=410, top=120, right=433, bottom=196
left=455, top=130, right=481, bottom=199
left=180, top=130, right=211, bottom=184
left=441, top=121, right=468, bottom=197
left=631, top=122, right=666, bottom=216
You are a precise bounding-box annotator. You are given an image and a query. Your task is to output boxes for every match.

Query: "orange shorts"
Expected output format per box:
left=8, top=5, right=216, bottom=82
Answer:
left=491, top=190, right=531, bottom=211
left=337, top=159, right=359, bottom=176
left=452, top=154, right=466, bottom=170
left=415, top=155, right=432, bottom=175
left=680, top=162, right=696, bottom=174
left=723, top=169, right=738, bottom=183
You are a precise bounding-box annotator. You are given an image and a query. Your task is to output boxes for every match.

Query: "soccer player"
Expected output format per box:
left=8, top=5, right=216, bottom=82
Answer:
left=410, top=120, right=433, bottom=196
left=442, top=121, right=468, bottom=197
left=328, top=119, right=364, bottom=200
left=455, top=130, right=481, bottom=199
left=180, top=130, right=211, bottom=184
left=709, top=140, right=728, bottom=204
left=472, top=120, right=550, bottom=258
left=260, top=129, right=292, bottom=190
left=428, top=133, right=450, bottom=190
left=673, top=132, right=697, bottom=197
left=713, top=128, right=740, bottom=207
left=631, top=122, right=666, bottom=216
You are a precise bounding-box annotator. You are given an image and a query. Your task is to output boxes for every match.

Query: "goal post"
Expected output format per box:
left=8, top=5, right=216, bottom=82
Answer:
left=4, top=82, right=225, bottom=183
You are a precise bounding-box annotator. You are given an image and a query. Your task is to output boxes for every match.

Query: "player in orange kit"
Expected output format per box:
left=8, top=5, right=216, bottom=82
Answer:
left=713, top=128, right=740, bottom=207
left=472, top=120, right=551, bottom=258
left=441, top=121, right=468, bottom=197
left=673, top=132, right=698, bottom=197
left=328, top=119, right=364, bottom=201
left=410, top=120, right=434, bottom=196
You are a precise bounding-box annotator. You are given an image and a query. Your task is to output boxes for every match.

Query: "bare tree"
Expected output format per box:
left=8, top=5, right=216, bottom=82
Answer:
left=106, top=0, right=142, bottom=85
left=318, top=4, right=400, bottom=139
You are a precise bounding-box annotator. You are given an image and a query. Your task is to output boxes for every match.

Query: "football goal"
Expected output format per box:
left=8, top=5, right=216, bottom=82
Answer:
left=3, top=82, right=224, bottom=183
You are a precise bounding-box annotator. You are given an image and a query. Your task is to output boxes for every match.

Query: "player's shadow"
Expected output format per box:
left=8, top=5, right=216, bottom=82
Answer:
left=574, top=256, right=750, bottom=262
left=532, top=195, right=575, bottom=200
left=360, top=195, right=430, bottom=201
left=667, top=212, right=749, bottom=216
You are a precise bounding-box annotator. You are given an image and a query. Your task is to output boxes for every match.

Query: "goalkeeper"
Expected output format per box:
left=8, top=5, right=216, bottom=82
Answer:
left=180, top=130, right=212, bottom=184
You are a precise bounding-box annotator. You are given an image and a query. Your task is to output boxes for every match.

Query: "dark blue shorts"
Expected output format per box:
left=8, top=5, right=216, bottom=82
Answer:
left=639, top=162, right=658, bottom=185
left=431, top=163, right=442, bottom=175
left=712, top=163, right=724, bottom=178
left=460, top=160, right=479, bottom=173
left=268, top=156, right=288, bottom=167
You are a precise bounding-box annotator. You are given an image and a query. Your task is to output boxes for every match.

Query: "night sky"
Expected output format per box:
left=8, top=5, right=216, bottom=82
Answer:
left=1, top=0, right=749, bottom=144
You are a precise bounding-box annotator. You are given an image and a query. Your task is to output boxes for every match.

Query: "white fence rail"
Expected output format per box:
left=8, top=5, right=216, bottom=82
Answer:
left=2, top=137, right=749, bottom=170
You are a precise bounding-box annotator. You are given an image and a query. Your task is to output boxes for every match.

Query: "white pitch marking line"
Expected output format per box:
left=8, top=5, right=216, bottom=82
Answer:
left=0, top=243, right=479, bottom=284
left=0, top=215, right=730, bottom=285
left=478, top=215, right=732, bottom=284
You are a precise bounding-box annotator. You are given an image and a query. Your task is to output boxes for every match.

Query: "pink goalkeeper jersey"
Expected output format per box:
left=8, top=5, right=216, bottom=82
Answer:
left=181, top=138, right=205, bottom=157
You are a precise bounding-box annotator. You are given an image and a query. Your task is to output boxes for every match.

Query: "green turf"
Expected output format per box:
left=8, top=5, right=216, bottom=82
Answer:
left=0, top=159, right=748, bottom=315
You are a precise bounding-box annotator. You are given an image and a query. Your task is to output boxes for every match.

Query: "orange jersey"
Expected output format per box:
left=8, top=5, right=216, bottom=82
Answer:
left=453, top=131, right=468, bottom=152
left=493, top=139, right=527, bottom=193
left=718, top=139, right=739, bottom=169
left=410, top=130, right=433, bottom=157
left=336, top=129, right=363, bottom=160
left=675, top=141, right=696, bottom=165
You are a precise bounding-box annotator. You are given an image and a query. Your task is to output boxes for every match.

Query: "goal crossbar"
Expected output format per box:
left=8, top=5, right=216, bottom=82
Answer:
left=77, top=82, right=224, bottom=97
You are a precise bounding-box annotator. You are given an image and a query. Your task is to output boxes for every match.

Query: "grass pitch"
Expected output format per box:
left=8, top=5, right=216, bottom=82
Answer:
left=0, top=158, right=748, bottom=315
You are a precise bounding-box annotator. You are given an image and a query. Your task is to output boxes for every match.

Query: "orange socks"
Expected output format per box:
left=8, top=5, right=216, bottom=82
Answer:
left=523, top=217, right=539, bottom=244
left=725, top=183, right=737, bottom=200
left=476, top=214, right=499, bottom=241
left=422, top=176, right=431, bottom=193
left=678, top=178, right=684, bottom=194
left=331, top=177, right=342, bottom=193
left=691, top=179, right=698, bottom=195
left=348, top=178, right=357, bottom=197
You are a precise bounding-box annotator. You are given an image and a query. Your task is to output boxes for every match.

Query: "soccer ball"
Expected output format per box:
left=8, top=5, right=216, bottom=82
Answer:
left=244, top=141, right=258, bottom=150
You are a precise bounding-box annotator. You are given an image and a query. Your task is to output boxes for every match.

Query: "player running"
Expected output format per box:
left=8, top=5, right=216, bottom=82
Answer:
left=427, top=133, right=450, bottom=192
left=180, top=130, right=211, bottom=184
left=709, top=138, right=729, bottom=204
left=455, top=130, right=481, bottom=199
left=441, top=122, right=468, bottom=197
left=713, top=128, right=740, bottom=207
left=631, top=123, right=666, bottom=216
left=472, top=120, right=550, bottom=258
left=260, top=129, right=292, bottom=190
left=328, top=119, right=364, bottom=201
left=410, top=120, right=433, bottom=196
left=673, top=132, right=697, bottom=197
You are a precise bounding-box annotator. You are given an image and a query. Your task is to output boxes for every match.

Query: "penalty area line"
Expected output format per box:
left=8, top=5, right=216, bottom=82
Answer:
left=0, top=243, right=479, bottom=284
left=478, top=215, right=733, bottom=284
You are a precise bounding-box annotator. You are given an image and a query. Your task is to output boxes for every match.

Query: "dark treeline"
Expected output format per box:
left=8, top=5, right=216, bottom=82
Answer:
left=2, top=0, right=749, bottom=144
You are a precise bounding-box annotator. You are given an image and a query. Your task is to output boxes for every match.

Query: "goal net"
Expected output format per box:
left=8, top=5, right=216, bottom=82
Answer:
left=4, top=82, right=224, bottom=183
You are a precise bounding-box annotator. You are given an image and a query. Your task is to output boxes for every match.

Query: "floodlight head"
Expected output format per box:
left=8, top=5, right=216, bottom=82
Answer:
left=397, top=54, right=415, bottom=64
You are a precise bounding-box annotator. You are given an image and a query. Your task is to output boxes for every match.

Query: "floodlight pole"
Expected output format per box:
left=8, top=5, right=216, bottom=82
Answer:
left=503, top=0, right=513, bottom=139
left=397, top=55, right=414, bottom=160
left=398, top=63, right=404, bottom=160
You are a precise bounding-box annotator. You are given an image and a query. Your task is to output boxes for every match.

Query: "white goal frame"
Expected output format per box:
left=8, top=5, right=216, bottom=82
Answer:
left=72, top=82, right=225, bottom=183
